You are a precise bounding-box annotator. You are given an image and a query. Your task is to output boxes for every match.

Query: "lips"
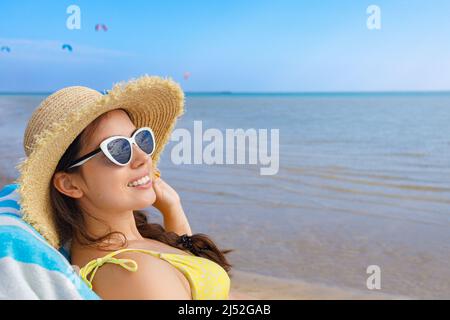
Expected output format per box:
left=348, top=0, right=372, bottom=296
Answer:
left=127, top=175, right=151, bottom=188
left=128, top=173, right=150, bottom=183
left=128, top=179, right=152, bottom=190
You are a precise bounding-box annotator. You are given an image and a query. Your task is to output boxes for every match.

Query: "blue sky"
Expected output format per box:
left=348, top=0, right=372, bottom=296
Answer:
left=1, top=0, right=450, bottom=92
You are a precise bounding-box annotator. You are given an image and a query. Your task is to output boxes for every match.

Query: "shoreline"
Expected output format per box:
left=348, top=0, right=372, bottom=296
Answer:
left=229, top=269, right=409, bottom=300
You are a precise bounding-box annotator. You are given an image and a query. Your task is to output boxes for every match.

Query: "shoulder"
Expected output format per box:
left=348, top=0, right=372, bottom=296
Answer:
left=88, top=250, right=190, bottom=300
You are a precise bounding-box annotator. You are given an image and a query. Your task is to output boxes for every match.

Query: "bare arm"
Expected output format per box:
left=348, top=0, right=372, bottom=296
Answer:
left=162, top=202, right=192, bottom=236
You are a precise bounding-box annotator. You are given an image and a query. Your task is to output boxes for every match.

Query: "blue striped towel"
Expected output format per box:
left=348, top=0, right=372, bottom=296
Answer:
left=0, top=183, right=100, bottom=300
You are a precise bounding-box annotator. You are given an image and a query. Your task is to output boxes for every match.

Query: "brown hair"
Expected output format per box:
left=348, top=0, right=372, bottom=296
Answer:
left=49, top=110, right=233, bottom=272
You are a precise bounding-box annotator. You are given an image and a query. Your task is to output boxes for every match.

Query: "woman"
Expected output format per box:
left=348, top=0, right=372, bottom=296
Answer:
left=16, top=76, right=253, bottom=300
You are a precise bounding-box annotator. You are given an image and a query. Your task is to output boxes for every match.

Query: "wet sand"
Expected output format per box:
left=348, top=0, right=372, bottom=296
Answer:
left=229, top=269, right=408, bottom=300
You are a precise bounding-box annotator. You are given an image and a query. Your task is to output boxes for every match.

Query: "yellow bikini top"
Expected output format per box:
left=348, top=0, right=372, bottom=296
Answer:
left=78, top=248, right=230, bottom=300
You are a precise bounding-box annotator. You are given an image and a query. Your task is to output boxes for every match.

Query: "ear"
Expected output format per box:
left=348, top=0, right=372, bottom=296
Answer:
left=53, top=171, right=83, bottom=199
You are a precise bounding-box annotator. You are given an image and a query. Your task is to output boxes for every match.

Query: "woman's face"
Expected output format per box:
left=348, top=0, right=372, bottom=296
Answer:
left=62, top=109, right=156, bottom=215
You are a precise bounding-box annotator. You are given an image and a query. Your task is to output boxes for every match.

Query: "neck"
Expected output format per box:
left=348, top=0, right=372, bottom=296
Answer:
left=75, top=208, right=145, bottom=247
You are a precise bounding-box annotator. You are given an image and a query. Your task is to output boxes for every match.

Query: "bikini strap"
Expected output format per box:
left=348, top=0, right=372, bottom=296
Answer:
left=79, top=248, right=157, bottom=290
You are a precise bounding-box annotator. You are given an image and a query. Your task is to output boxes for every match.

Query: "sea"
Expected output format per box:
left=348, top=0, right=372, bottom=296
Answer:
left=1, top=92, right=450, bottom=298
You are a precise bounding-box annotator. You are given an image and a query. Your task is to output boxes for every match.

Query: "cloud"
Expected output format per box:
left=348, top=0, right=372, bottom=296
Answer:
left=0, top=38, right=137, bottom=63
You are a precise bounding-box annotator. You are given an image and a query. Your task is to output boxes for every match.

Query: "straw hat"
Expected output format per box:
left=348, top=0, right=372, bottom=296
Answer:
left=15, top=75, right=185, bottom=248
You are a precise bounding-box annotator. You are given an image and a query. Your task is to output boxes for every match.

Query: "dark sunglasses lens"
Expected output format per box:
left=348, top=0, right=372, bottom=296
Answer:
left=135, top=129, right=155, bottom=154
left=107, top=138, right=131, bottom=164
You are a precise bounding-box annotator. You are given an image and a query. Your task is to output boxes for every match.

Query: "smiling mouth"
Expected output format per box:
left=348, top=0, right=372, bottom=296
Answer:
left=127, top=175, right=151, bottom=187
left=128, top=179, right=152, bottom=189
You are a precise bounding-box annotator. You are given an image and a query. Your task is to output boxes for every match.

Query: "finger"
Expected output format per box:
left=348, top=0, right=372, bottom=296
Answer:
left=153, top=168, right=161, bottom=179
left=153, top=176, right=161, bottom=187
left=152, top=177, right=163, bottom=191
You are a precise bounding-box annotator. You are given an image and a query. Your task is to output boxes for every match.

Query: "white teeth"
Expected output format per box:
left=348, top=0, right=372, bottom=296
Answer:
left=128, top=175, right=150, bottom=187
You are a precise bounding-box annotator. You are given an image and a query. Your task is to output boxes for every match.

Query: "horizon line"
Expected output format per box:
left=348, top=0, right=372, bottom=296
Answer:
left=1, top=89, right=450, bottom=96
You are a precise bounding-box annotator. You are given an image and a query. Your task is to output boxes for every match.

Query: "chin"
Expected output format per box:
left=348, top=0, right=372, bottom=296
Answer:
left=135, top=194, right=156, bottom=208
left=137, top=201, right=155, bottom=210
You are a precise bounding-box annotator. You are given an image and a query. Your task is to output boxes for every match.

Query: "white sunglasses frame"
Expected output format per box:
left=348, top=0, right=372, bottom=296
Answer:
left=67, top=127, right=156, bottom=169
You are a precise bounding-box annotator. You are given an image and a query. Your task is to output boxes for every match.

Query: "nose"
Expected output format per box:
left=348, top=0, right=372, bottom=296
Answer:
left=130, top=143, right=152, bottom=169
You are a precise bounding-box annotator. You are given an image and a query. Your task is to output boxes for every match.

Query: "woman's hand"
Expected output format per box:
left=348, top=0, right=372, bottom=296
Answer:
left=152, top=176, right=181, bottom=214
left=151, top=168, right=192, bottom=236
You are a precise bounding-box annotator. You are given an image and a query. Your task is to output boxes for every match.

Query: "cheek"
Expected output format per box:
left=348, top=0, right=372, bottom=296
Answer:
left=84, top=163, right=156, bottom=209
left=83, top=164, right=128, bottom=203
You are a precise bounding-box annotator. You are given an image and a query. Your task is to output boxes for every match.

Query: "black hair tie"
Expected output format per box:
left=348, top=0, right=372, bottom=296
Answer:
left=178, top=234, right=194, bottom=250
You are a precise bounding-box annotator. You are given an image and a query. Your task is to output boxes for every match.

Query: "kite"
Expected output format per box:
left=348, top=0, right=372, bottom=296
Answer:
left=95, top=24, right=108, bottom=31
left=62, top=44, right=73, bottom=52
